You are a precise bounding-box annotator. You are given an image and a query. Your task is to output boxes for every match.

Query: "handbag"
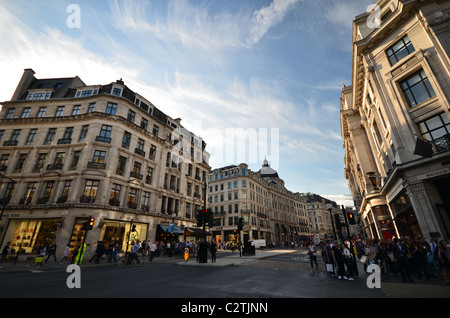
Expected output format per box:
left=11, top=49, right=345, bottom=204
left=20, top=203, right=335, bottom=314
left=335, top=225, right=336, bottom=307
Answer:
left=359, top=255, right=368, bottom=264
left=326, top=263, right=334, bottom=272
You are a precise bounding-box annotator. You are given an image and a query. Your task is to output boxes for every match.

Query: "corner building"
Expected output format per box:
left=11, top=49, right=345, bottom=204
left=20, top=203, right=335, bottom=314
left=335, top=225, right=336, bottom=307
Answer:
left=340, top=0, right=450, bottom=242
left=0, top=69, right=210, bottom=260
left=208, top=161, right=310, bottom=245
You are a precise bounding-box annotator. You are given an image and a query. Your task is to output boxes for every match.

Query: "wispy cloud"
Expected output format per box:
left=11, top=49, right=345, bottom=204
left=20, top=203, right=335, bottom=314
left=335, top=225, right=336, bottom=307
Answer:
left=247, top=0, right=301, bottom=45
left=109, top=0, right=301, bottom=51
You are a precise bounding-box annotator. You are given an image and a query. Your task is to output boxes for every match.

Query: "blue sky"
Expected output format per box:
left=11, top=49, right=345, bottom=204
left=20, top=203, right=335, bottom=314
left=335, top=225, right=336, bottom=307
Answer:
left=0, top=0, right=375, bottom=206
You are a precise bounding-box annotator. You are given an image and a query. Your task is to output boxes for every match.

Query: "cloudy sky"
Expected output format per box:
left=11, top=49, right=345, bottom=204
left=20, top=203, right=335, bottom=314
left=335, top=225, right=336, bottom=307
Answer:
left=0, top=0, right=375, bottom=206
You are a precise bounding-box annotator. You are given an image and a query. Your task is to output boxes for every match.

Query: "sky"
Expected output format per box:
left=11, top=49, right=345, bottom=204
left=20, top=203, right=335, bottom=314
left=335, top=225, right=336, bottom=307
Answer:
left=0, top=0, right=375, bottom=207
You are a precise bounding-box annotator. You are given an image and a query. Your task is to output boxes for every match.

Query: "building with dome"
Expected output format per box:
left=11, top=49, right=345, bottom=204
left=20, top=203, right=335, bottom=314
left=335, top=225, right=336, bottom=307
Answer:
left=207, top=162, right=310, bottom=245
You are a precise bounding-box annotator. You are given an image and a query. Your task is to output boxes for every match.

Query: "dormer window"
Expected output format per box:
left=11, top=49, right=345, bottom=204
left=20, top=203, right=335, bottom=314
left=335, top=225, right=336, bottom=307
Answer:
left=112, top=87, right=122, bottom=96
left=27, top=91, right=52, bottom=100
left=75, top=88, right=99, bottom=98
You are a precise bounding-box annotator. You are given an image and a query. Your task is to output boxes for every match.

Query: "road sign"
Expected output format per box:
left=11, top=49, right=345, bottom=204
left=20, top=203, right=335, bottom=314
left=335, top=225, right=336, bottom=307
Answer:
left=184, top=247, right=189, bottom=262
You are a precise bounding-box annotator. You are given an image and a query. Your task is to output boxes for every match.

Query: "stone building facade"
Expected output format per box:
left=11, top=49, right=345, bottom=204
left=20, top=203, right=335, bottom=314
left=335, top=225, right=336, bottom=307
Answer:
left=0, top=69, right=210, bottom=260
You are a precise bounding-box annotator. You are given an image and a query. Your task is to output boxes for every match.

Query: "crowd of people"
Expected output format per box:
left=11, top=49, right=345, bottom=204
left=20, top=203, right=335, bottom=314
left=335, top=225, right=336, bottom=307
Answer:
left=306, top=236, right=450, bottom=285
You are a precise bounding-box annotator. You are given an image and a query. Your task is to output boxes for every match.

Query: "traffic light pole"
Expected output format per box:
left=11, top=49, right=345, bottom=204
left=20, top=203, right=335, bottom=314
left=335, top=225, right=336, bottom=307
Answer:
left=341, top=205, right=351, bottom=238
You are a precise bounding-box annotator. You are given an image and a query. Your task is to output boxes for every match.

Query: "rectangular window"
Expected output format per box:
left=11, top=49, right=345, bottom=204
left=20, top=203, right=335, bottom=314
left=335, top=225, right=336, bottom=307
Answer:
left=142, top=191, right=150, bottom=211
left=149, top=144, right=156, bottom=161
left=105, top=102, right=117, bottom=115
left=96, top=125, right=112, bottom=143
left=88, top=103, right=96, bottom=112
left=58, top=180, right=72, bottom=202
left=79, top=125, right=89, bottom=142
left=386, top=35, right=415, bottom=66
left=44, top=128, right=56, bottom=145
left=0, top=154, right=10, bottom=171
left=33, top=153, right=47, bottom=173
left=127, top=188, right=138, bottom=209
left=112, top=87, right=122, bottom=96
left=22, top=182, right=37, bottom=204
left=25, top=129, right=38, bottom=145
left=21, top=108, right=31, bottom=118
left=39, top=181, right=54, bottom=204
left=72, top=105, right=81, bottom=115
left=70, top=151, right=81, bottom=170
left=116, top=156, right=127, bottom=176
left=37, top=107, right=46, bottom=117
left=6, top=108, right=15, bottom=119
left=127, top=110, right=135, bottom=122
left=13, top=154, right=27, bottom=173
left=121, top=131, right=131, bottom=149
left=81, top=179, right=99, bottom=203
left=400, top=69, right=436, bottom=107
left=55, top=106, right=65, bottom=117
left=92, top=150, right=106, bottom=163
left=109, top=183, right=121, bottom=206
left=418, top=113, right=450, bottom=144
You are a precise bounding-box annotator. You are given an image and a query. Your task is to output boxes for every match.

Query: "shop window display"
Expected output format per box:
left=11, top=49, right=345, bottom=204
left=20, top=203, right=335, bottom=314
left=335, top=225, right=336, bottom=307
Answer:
left=2, top=219, right=59, bottom=254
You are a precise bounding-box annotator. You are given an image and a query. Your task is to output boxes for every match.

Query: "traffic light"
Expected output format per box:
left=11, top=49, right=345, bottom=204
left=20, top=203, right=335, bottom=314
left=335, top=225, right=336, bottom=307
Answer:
left=238, top=217, right=244, bottom=231
left=131, top=224, right=136, bottom=232
left=196, top=209, right=203, bottom=227
left=88, top=217, right=95, bottom=230
left=204, top=209, right=213, bottom=226
left=81, top=216, right=95, bottom=231
left=348, top=212, right=356, bottom=225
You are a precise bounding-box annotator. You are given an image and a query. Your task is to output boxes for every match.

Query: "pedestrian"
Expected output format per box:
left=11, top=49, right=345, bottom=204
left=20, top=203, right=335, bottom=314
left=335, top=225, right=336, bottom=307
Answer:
left=325, top=241, right=335, bottom=276
left=149, top=241, right=157, bottom=262
left=112, top=241, right=119, bottom=263
left=392, top=238, right=414, bottom=283
left=107, top=242, right=114, bottom=263
left=1, top=242, right=11, bottom=263
left=28, top=243, right=45, bottom=267
left=436, top=241, right=450, bottom=285
left=209, top=240, right=217, bottom=263
left=45, top=241, right=57, bottom=263
left=60, top=244, right=70, bottom=264
left=343, top=244, right=355, bottom=280
left=411, top=241, right=431, bottom=281
left=307, top=240, right=318, bottom=271
left=89, top=241, right=105, bottom=264
left=332, top=241, right=347, bottom=279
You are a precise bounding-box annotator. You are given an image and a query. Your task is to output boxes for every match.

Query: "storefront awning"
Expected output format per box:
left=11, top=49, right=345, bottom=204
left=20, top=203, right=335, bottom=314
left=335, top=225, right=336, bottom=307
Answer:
left=185, top=227, right=211, bottom=236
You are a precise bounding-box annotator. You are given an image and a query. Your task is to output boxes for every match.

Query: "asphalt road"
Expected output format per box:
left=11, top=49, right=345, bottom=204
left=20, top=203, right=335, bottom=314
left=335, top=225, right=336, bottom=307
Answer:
left=0, top=250, right=387, bottom=299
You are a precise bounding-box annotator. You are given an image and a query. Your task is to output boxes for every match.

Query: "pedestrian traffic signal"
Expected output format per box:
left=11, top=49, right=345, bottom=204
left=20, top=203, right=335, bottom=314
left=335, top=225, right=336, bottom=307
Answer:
left=348, top=212, right=356, bottom=225
left=131, top=224, right=136, bottom=232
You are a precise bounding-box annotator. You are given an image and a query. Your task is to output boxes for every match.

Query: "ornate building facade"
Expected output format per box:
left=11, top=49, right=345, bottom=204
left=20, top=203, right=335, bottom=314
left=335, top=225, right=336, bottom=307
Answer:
left=0, top=69, right=210, bottom=260
left=341, top=0, right=450, bottom=241
left=208, top=161, right=310, bottom=245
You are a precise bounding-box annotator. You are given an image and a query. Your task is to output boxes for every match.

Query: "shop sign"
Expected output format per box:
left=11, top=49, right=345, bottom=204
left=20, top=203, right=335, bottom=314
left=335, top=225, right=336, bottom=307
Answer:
left=419, top=167, right=450, bottom=179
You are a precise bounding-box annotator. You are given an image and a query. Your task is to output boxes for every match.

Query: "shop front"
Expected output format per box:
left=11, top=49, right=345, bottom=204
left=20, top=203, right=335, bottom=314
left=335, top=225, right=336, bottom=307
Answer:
left=97, top=220, right=148, bottom=253
left=390, top=191, right=422, bottom=239
left=1, top=218, right=61, bottom=255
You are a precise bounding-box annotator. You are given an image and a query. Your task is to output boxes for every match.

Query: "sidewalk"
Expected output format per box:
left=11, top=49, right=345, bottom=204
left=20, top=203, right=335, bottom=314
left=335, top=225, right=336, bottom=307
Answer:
left=0, top=249, right=297, bottom=272
left=354, top=257, right=450, bottom=298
